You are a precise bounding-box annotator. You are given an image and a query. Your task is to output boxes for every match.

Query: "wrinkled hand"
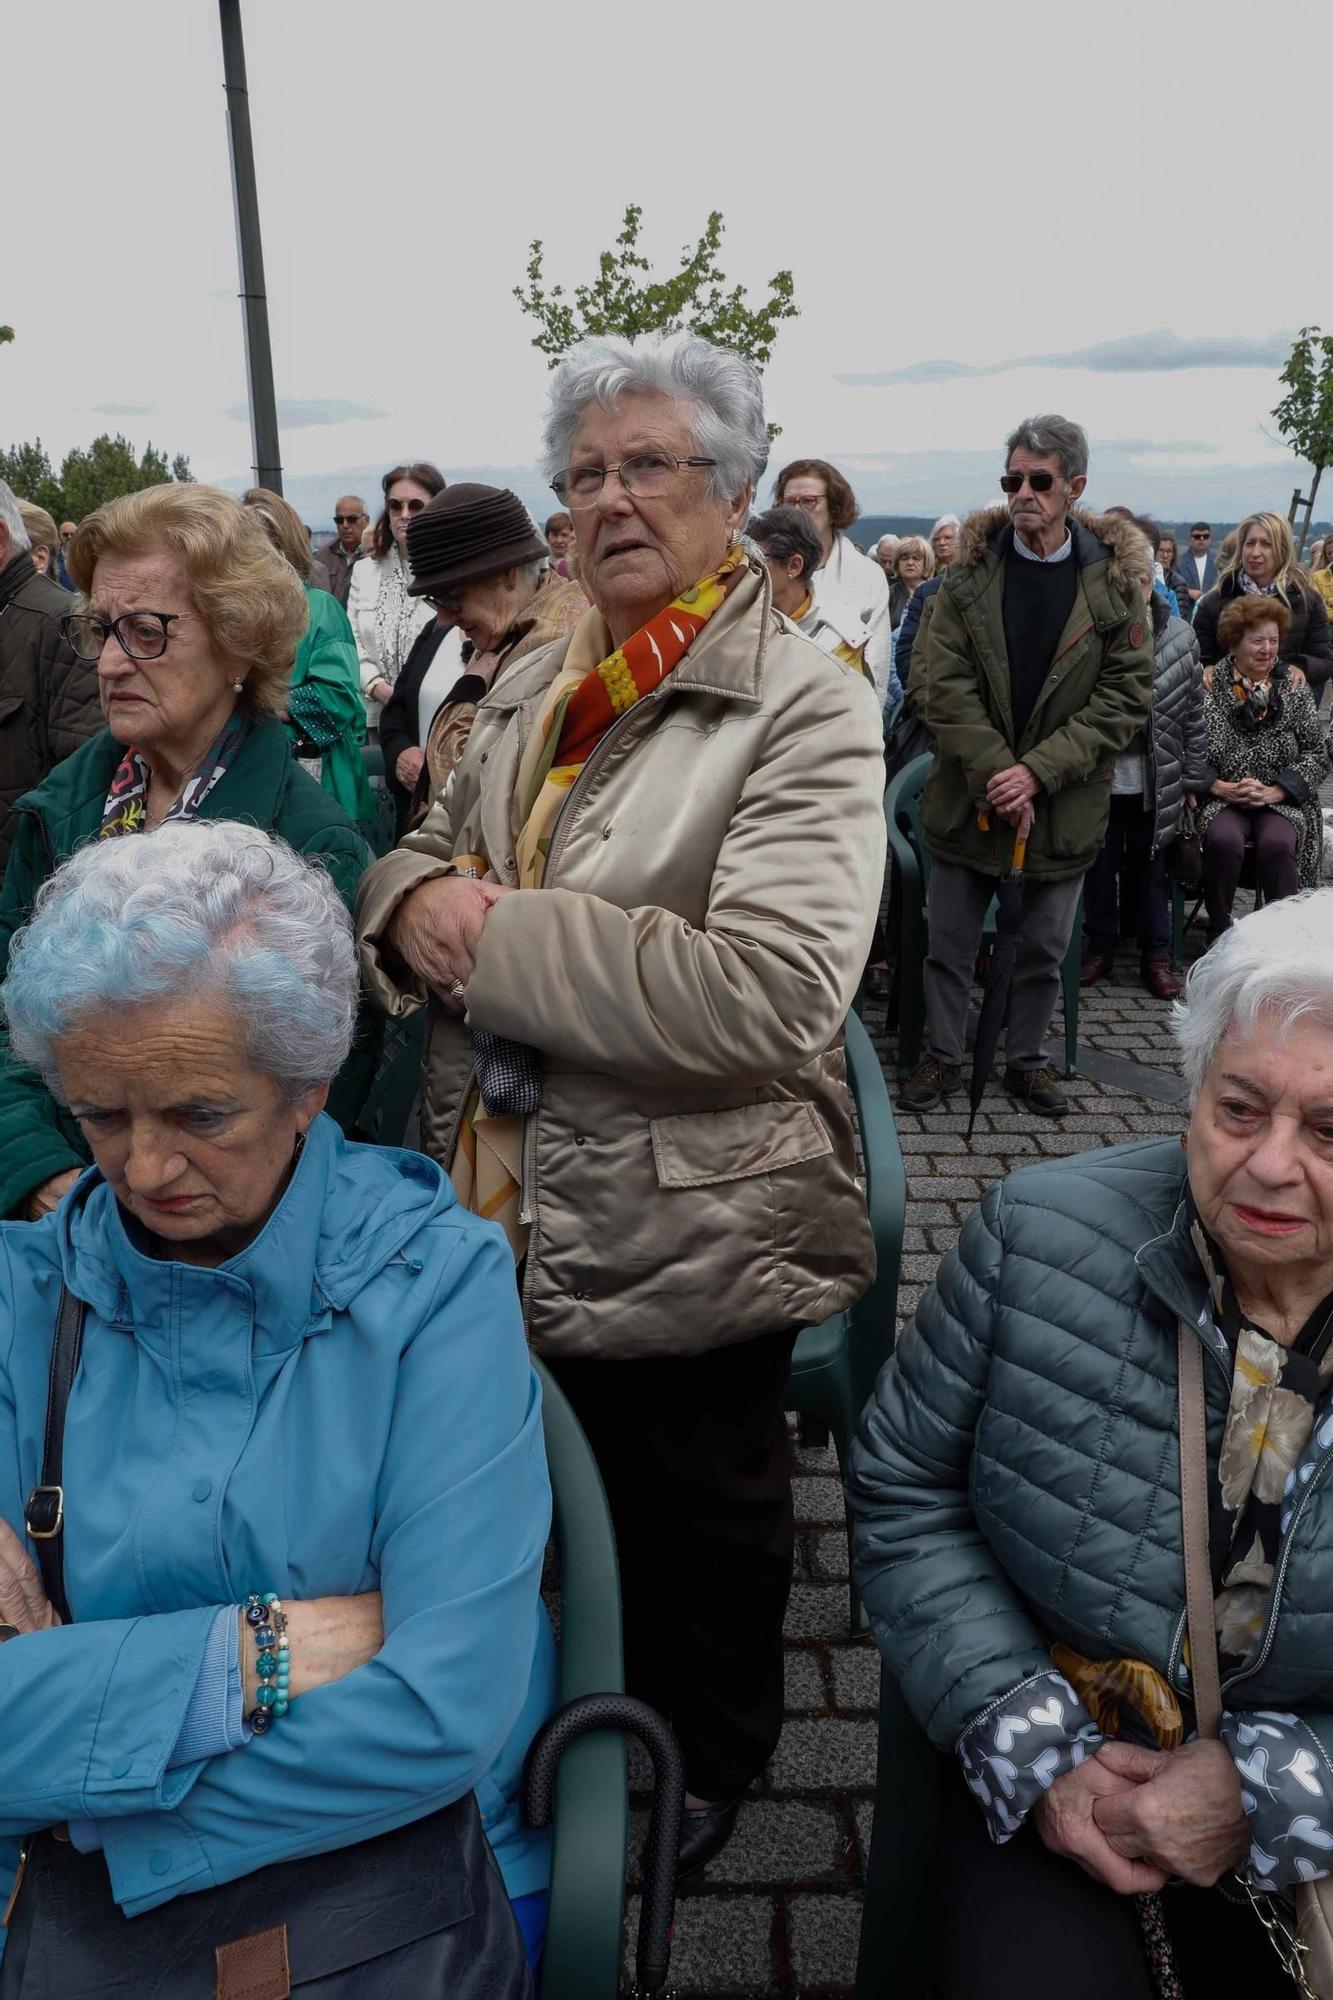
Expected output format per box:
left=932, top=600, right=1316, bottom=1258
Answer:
left=986, top=763, right=1040, bottom=818
left=387, top=875, right=505, bottom=1010
left=25, top=1170, right=81, bottom=1222
left=395, top=746, right=426, bottom=792
left=1033, top=1754, right=1169, bottom=1895
left=1236, top=779, right=1284, bottom=809
left=370, top=677, right=393, bottom=705
left=241, top=1592, right=384, bottom=1706
left=0, top=1516, right=59, bottom=1633
left=1211, top=778, right=1249, bottom=805
left=1092, top=1738, right=1250, bottom=1888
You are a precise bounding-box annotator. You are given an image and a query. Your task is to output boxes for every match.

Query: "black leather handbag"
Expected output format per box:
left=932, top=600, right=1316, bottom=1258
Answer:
left=1, top=1288, right=532, bottom=2000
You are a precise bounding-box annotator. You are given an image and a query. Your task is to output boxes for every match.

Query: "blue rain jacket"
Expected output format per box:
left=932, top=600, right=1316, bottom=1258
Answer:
left=0, top=1113, right=556, bottom=1923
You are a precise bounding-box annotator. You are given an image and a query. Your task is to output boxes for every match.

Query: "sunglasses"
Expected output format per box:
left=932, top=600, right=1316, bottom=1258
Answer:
left=999, top=470, right=1057, bottom=495
left=387, top=497, right=427, bottom=516
left=333, top=512, right=365, bottom=525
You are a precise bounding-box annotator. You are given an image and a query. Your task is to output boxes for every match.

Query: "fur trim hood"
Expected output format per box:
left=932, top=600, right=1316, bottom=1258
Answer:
left=955, top=504, right=1153, bottom=603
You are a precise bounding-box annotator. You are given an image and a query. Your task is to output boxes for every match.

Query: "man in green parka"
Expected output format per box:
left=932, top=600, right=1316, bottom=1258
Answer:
left=902, top=415, right=1153, bottom=1117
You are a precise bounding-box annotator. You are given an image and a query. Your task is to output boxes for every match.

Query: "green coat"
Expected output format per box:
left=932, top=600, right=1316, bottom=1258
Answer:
left=920, top=506, right=1154, bottom=880
left=0, top=719, right=378, bottom=1218
left=287, top=586, right=375, bottom=828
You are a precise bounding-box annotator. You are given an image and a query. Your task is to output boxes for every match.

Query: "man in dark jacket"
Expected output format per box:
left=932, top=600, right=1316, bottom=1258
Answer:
left=1180, top=521, right=1217, bottom=613
left=0, top=481, right=102, bottom=873
left=318, top=494, right=369, bottom=609
left=903, top=417, right=1153, bottom=1116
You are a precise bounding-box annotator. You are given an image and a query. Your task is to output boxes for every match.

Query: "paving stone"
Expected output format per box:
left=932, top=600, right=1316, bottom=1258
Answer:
left=964, top=1131, right=1038, bottom=1152
left=787, top=1892, right=864, bottom=1986
left=810, top=1530, right=850, bottom=1580
left=623, top=1891, right=773, bottom=1994
left=854, top=1797, right=876, bottom=1864
left=783, top=1583, right=852, bottom=1643
left=785, top=1648, right=826, bottom=1709
left=701, top=1798, right=846, bottom=1886
left=792, top=1475, right=842, bottom=1523
left=769, top=1717, right=878, bottom=1791
left=900, top=1174, right=985, bottom=1201
left=831, top=1645, right=881, bottom=1711
left=897, top=1130, right=969, bottom=1153
left=791, top=1439, right=839, bottom=1476
left=900, top=1253, right=946, bottom=1283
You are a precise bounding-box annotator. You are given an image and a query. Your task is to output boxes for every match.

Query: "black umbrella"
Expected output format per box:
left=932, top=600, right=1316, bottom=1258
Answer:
left=966, top=815, right=1030, bottom=1140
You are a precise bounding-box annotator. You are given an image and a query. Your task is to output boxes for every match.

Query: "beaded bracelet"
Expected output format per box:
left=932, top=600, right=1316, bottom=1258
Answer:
left=243, top=1592, right=291, bottom=1734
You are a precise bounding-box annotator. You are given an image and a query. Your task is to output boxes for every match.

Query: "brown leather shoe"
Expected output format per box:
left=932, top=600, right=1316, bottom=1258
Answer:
left=1141, top=953, right=1182, bottom=1000
left=1079, top=950, right=1115, bottom=987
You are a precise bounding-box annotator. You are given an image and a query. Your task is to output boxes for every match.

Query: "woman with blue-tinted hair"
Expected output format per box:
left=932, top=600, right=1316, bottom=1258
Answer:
left=0, top=820, right=554, bottom=1979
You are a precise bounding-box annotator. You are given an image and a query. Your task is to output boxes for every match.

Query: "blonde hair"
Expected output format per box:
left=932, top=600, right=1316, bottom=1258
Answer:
left=242, top=486, right=315, bottom=584
left=17, top=501, right=58, bottom=561
left=1218, top=510, right=1304, bottom=601
left=68, top=486, right=306, bottom=721
left=894, top=535, right=936, bottom=580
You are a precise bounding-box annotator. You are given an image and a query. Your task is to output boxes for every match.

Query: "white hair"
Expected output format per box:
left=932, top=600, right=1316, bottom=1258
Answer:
left=540, top=331, right=770, bottom=503
left=1171, top=890, right=1333, bottom=1100
left=931, top=514, right=961, bottom=538
left=0, top=480, right=32, bottom=553
left=5, top=820, right=359, bottom=1101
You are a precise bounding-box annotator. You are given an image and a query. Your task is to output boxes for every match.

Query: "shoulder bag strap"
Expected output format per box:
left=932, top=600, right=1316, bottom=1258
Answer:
left=1177, top=1317, right=1224, bottom=1740
left=24, top=1285, right=87, bottom=1626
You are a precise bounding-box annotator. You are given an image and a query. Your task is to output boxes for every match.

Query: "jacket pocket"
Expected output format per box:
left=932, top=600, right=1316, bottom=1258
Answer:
left=649, top=1100, right=832, bottom=1190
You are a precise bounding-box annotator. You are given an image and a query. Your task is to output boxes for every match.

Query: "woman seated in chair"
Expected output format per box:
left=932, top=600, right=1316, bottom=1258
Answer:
left=849, top=892, right=1333, bottom=1997
left=1197, top=594, right=1327, bottom=935
left=0, top=821, right=555, bottom=1975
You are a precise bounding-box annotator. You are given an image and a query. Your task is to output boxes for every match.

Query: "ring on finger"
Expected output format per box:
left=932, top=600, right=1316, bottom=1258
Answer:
left=449, top=980, right=465, bottom=1003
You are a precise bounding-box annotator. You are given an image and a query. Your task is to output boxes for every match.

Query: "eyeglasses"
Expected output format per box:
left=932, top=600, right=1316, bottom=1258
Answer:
left=782, top=493, right=827, bottom=513
left=550, top=452, right=717, bottom=507
left=1191, top=531, right=1210, bottom=541
left=423, top=594, right=458, bottom=615
left=62, top=610, right=183, bottom=661
left=999, top=470, right=1057, bottom=495
left=387, top=497, right=428, bottom=516
left=333, top=512, right=365, bottom=525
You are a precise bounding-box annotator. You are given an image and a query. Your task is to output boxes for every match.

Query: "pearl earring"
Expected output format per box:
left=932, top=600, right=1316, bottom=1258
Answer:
left=232, top=680, right=245, bottom=694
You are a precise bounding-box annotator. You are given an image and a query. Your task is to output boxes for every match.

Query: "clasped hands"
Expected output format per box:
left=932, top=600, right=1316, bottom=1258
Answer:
left=1212, top=776, right=1285, bottom=809
left=1034, top=1738, right=1249, bottom=1895
left=985, top=762, right=1039, bottom=840
left=387, top=875, right=513, bottom=1013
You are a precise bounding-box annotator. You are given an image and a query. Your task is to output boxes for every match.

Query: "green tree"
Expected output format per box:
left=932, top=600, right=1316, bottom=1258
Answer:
left=1273, top=325, right=1333, bottom=556
left=2, top=432, right=194, bottom=521
left=0, top=439, right=62, bottom=518
left=515, top=205, right=797, bottom=428
left=0, top=326, right=13, bottom=348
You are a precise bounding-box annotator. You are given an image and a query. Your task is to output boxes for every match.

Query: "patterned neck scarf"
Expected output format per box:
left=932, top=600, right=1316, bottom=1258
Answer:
left=1187, top=1192, right=1333, bottom=1672
left=100, top=711, right=250, bottom=838
left=1237, top=568, right=1282, bottom=599
left=372, top=546, right=420, bottom=683
left=449, top=547, right=750, bottom=1255
left=1223, top=657, right=1287, bottom=733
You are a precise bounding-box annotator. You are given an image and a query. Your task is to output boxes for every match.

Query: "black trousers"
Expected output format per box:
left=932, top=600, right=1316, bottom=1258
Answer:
left=935, top=1769, right=1294, bottom=1998
left=547, top=1327, right=798, bottom=1802
left=1203, top=805, right=1300, bottom=930
left=1083, top=794, right=1171, bottom=955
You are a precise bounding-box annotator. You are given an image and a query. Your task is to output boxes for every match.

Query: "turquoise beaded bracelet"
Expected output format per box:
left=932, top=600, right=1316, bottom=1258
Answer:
left=243, top=1592, right=291, bottom=1733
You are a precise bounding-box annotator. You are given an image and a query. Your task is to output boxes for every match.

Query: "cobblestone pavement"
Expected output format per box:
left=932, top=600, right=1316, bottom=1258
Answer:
left=632, top=904, right=1238, bottom=1998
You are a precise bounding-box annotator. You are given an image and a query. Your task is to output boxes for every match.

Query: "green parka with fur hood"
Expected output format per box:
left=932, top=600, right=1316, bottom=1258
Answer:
left=919, top=506, right=1154, bottom=880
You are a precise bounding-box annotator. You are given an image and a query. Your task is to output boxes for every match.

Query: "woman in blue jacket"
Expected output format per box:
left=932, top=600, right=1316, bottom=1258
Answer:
left=0, top=820, right=555, bottom=1967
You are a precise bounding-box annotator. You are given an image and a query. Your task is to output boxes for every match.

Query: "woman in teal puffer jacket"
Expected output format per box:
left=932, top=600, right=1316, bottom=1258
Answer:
left=849, top=889, right=1333, bottom=1998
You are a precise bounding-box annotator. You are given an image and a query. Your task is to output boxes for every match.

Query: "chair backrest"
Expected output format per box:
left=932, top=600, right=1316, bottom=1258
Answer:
left=842, top=1012, right=909, bottom=1400
left=884, top=753, right=934, bottom=902
left=532, top=1357, right=627, bottom=2000
left=356, top=1010, right=426, bottom=1148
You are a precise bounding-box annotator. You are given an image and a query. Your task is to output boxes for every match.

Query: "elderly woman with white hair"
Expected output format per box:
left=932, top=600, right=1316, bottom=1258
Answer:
left=358, top=329, right=886, bottom=1875
left=0, top=821, right=554, bottom=1986
left=849, top=889, right=1333, bottom=1996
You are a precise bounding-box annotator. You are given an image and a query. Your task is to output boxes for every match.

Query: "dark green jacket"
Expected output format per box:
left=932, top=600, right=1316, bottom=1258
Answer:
left=0, top=553, right=102, bottom=875
left=847, top=1139, right=1333, bottom=1767
left=0, top=719, right=377, bottom=1217
left=919, top=506, right=1154, bottom=879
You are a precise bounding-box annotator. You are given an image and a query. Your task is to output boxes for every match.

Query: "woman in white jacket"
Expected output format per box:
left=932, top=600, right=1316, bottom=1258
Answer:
left=772, top=457, right=893, bottom=702
left=346, top=461, right=444, bottom=732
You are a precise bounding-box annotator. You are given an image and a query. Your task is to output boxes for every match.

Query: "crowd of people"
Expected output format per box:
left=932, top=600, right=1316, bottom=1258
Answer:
left=0, top=330, right=1330, bottom=1996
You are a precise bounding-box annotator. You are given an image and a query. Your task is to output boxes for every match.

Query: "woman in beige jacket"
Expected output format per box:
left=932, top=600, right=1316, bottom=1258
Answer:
left=356, top=331, right=886, bottom=1875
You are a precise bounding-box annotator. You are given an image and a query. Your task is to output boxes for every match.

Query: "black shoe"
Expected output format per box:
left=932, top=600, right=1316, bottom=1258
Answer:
left=1002, top=1063, right=1068, bottom=1117
left=678, top=1796, right=741, bottom=1878
left=898, top=1055, right=961, bottom=1112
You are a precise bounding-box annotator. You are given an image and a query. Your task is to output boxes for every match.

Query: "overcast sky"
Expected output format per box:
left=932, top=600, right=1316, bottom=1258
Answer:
left=4, top=0, right=1327, bottom=527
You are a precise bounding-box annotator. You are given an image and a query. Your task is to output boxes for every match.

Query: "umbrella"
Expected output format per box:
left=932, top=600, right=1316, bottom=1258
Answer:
left=966, top=813, right=1030, bottom=1140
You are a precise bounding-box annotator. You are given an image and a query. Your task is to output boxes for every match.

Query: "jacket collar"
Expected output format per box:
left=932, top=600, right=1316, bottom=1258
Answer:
left=1132, top=1167, right=1233, bottom=1372
left=18, top=716, right=294, bottom=845
left=0, top=551, right=38, bottom=610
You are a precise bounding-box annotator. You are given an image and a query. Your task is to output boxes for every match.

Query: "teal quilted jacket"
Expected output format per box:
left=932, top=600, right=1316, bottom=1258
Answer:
left=847, top=1138, right=1333, bottom=1760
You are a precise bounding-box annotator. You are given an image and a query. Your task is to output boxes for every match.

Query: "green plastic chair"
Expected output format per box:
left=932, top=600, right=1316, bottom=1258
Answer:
left=787, top=1011, right=907, bottom=1631
left=354, top=1008, right=426, bottom=1147
left=854, top=1661, right=943, bottom=2000
left=361, top=742, right=400, bottom=859
left=885, top=753, right=1082, bottom=1080
left=532, top=1357, right=628, bottom=2000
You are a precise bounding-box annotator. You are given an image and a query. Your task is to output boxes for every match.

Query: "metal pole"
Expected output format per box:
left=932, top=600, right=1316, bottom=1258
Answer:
left=218, top=0, right=282, bottom=493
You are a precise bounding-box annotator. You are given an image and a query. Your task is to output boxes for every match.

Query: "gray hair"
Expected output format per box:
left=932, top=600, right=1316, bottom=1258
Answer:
left=540, top=331, right=770, bottom=503
left=931, top=514, right=961, bottom=538
left=1170, top=890, right=1333, bottom=1100
left=1003, top=414, right=1089, bottom=484
left=0, top=480, right=32, bottom=553
left=4, top=821, right=358, bottom=1102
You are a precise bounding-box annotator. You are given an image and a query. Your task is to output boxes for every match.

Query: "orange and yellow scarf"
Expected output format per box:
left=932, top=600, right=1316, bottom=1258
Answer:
left=449, top=547, right=748, bottom=1253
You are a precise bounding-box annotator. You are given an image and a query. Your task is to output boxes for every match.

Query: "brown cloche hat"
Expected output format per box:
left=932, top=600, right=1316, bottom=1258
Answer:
left=405, top=483, right=548, bottom=596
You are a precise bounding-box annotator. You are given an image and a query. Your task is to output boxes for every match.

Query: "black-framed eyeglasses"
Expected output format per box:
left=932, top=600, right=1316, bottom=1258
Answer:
left=550, top=452, right=717, bottom=507
left=61, top=610, right=183, bottom=661
left=387, top=497, right=427, bottom=516
left=423, top=593, right=458, bottom=615
left=1000, top=470, right=1057, bottom=495
left=333, top=512, right=365, bottom=525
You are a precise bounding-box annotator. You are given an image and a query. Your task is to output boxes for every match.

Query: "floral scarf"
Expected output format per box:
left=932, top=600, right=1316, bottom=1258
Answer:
left=100, top=712, right=250, bottom=838
left=449, top=547, right=750, bottom=1254
left=372, top=547, right=420, bottom=684
left=1188, top=1193, right=1333, bottom=1672
left=1223, top=657, right=1289, bottom=733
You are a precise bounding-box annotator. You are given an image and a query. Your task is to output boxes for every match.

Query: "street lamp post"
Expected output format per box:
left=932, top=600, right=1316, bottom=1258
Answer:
left=218, top=0, right=282, bottom=494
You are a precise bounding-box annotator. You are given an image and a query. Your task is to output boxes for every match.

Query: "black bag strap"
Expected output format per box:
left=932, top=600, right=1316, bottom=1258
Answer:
left=24, top=1285, right=86, bottom=1626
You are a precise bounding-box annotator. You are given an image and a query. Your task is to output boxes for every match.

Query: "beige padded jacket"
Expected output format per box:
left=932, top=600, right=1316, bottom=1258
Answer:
left=356, top=556, right=886, bottom=1359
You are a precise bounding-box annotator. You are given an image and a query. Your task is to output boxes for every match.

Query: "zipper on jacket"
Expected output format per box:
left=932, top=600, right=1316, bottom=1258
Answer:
left=1222, top=1439, right=1333, bottom=1700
